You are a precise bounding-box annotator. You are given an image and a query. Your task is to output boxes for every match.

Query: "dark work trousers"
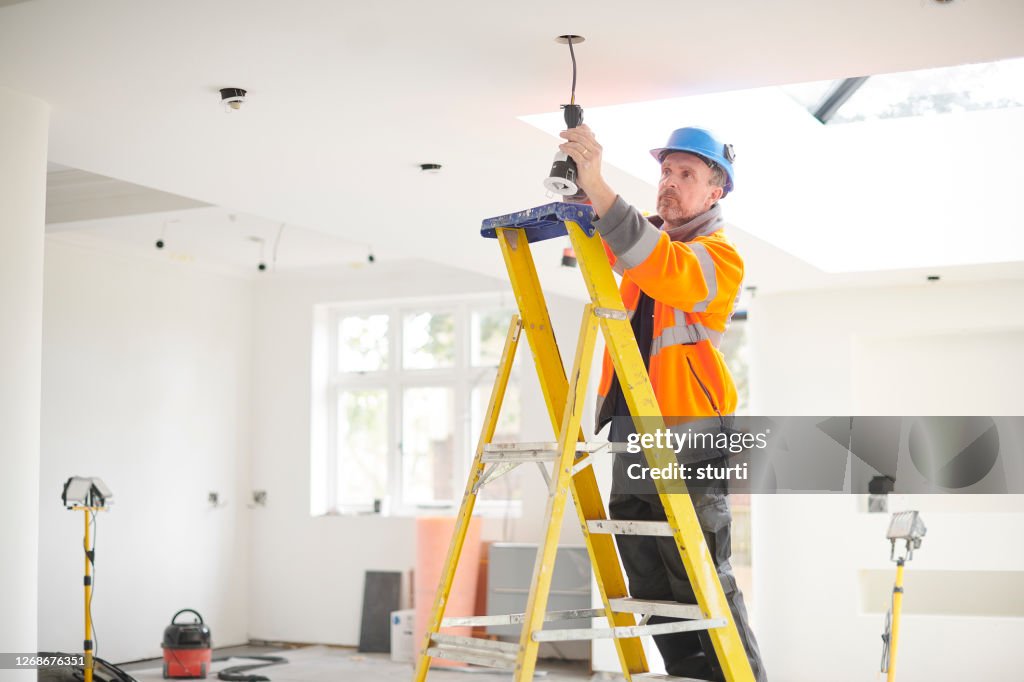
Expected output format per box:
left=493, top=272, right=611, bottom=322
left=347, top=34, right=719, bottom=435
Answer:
left=609, top=453, right=767, bottom=681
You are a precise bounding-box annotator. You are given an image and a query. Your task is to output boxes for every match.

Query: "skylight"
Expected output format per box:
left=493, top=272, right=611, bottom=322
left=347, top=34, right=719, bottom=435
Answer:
left=783, top=57, right=1024, bottom=124
left=519, top=56, right=1024, bottom=275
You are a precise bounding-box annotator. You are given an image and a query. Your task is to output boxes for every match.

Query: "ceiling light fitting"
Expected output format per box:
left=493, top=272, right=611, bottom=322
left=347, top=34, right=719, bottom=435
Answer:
left=248, top=235, right=267, bottom=271
left=419, top=163, right=442, bottom=174
left=220, top=87, right=247, bottom=112
left=155, top=219, right=177, bottom=250
left=543, top=35, right=586, bottom=198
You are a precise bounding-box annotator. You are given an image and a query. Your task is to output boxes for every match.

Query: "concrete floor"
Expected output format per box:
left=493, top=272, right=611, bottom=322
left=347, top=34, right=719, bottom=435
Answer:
left=119, top=643, right=621, bottom=681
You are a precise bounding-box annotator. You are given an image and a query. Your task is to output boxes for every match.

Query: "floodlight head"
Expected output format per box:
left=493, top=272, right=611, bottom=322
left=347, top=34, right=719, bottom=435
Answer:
left=887, top=510, right=926, bottom=561
left=62, top=477, right=91, bottom=508
left=62, top=476, right=113, bottom=509
left=90, top=478, right=113, bottom=506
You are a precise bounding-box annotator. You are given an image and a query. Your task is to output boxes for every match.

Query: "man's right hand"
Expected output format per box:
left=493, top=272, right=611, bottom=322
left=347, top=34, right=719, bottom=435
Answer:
left=559, top=124, right=617, bottom=217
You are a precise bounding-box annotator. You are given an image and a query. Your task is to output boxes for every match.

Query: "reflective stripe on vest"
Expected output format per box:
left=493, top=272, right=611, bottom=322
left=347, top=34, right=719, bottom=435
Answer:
left=650, top=321, right=723, bottom=355
left=689, top=242, right=718, bottom=313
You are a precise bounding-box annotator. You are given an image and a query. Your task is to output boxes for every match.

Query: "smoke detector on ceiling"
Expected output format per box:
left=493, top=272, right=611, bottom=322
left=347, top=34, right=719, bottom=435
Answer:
left=220, top=87, right=247, bottom=112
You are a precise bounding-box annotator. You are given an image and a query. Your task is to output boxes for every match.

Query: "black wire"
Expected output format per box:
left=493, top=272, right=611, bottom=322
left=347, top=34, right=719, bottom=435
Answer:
left=568, top=38, right=577, bottom=105
left=272, top=223, right=285, bottom=271
left=93, top=654, right=138, bottom=682
left=217, top=655, right=288, bottom=681
left=881, top=591, right=894, bottom=671
left=37, top=651, right=138, bottom=682
left=89, top=509, right=99, bottom=658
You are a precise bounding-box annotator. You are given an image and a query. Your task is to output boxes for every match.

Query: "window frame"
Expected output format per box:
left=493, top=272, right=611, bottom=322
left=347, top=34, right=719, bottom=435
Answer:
left=316, top=293, right=521, bottom=517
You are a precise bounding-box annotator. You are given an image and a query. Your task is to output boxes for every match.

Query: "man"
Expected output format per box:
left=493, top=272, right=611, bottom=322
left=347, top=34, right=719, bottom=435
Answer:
left=558, top=125, right=766, bottom=681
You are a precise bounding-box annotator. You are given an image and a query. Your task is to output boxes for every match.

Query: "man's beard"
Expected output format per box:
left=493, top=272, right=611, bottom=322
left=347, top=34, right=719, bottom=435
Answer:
left=657, top=194, right=698, bottom=228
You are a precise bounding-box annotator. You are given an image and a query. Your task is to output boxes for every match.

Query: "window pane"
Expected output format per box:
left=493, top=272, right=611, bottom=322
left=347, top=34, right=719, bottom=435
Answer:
left=471, top=309, right=515, bottom=367
left=338, top=314, right=388, bottom=372
left=470, top=380, right=523, bottom=502
left=470, top=379, right=521, bottom=446
left=403, top=312, right=455, bottom=369
left=336, top=390, right=388, bottom=506
left=402, top=387, right=455, bottom=505
left=829, top=57, right=1024, bottom=124
left=719, top=320, right=749, bottom=414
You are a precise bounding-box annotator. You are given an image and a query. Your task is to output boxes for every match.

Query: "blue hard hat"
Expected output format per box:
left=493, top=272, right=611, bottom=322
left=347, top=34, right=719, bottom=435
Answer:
left=650, top=127, right=736, bottom=195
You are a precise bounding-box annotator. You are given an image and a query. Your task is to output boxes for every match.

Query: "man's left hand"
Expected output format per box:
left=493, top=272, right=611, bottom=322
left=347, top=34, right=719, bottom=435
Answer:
left=559, top=124, right=616, bottom=216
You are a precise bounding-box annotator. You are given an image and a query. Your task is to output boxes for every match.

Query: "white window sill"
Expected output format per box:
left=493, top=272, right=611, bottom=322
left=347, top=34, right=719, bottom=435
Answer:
left=317, top=500, right=522, bottom=519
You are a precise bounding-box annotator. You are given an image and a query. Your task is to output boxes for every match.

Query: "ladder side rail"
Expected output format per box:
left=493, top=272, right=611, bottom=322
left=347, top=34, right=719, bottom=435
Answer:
left=497, top=227, right=649, bottom=680
left=497, top=228, right=570, bottom=429
left=413, top=315, right=523, bottom=682
left=567, top=221, right=756, bottom=682
left=512, top=305, right=600, bottom=680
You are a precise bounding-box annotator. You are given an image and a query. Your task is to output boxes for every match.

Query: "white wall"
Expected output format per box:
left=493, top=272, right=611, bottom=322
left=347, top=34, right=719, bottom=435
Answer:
left=38, top=237, right=254, bottom=662
left=247, top=258, right=590, bottom=645
left=749, top=279, right=1024, bottom=682
left=0, top=85, right=48, bottom=681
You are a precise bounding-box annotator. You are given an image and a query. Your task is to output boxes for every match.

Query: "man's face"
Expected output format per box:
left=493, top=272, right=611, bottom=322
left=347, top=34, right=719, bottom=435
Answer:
left=656, top=152, right=724, bottom=227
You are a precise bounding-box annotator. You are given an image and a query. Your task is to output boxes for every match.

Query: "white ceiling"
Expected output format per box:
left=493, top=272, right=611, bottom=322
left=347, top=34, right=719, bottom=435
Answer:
left=46, top=204, right=389, bottom=276
left=3, top=0, right=1024, bottom=296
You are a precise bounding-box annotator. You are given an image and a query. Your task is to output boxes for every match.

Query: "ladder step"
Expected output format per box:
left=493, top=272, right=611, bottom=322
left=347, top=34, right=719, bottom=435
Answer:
left=532, top=617, right=727, bottom=642
left=485, top=441, right=622, bottom=453
left=424, top=646, right=515, bottom=670
left=588, top=520, right=675, bottom=537
left=430, top=633, right=518, bottom=655
left=482, top=441, right=612, bottom=463
left=608, top=598, right=706, bottom=620
left=442, top=606, right=605, bottom=628
left=426, top=634, right=517, bottom=669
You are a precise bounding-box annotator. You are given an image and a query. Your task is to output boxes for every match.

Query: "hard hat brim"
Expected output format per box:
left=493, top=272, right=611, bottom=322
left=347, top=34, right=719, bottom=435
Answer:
left=650, top=147, right=734, bottom=195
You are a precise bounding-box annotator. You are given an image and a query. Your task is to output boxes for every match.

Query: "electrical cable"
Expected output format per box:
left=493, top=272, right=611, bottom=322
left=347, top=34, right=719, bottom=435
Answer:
left=568, top=38, right=577, bottom=105
left=272, top=223, right=285, bottom=271
left=92, top=654, right=136, bottom=682
left=216, top=654, right=288, bottom=681
left=37, top=651, right=137, bottom=682
left=88, top=509, right=99, bottom=658
left=881, top=590, right=894, bottom=671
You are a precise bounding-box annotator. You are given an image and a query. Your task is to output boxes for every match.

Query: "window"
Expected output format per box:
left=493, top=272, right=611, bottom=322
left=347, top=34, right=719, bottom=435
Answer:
left=782, top=56, right=1024, bottom=125
left=719, top=312, right=750, bottom=415
left=314, top=296, right=520, bottom=516
left=720, top=308, right=753, bottom=605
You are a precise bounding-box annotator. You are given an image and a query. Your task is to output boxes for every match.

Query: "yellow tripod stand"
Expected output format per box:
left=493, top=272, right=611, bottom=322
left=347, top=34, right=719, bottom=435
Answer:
left=413, top=202, right=754, bottom=681
left=71, top=505, right=103, bottom=682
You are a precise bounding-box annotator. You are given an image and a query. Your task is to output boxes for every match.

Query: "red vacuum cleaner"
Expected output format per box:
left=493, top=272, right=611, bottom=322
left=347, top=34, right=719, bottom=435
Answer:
left=162, top=609, right=212, bottom=679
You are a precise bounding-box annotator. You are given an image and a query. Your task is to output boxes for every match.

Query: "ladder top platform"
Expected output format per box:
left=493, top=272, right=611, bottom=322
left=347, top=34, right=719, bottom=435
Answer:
left=481, top=202, right=597, bottom=243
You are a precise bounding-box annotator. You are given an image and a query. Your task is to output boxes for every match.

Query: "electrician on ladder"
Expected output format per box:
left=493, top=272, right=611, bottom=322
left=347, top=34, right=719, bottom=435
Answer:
left=558, top=125, right=766, bottom=682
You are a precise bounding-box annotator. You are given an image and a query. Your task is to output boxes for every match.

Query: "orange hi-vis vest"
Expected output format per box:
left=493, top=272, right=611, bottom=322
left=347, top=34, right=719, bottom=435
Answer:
left=594, top=197, right=743, bottom=426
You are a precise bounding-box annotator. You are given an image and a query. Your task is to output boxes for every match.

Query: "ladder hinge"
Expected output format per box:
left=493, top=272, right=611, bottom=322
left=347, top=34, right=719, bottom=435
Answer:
left=593, top=306, right=628, bottom=321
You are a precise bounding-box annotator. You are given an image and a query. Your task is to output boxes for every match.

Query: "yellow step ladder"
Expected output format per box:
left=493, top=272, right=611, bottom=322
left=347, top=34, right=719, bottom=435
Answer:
left=413, top=202, right=755, bottom=682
